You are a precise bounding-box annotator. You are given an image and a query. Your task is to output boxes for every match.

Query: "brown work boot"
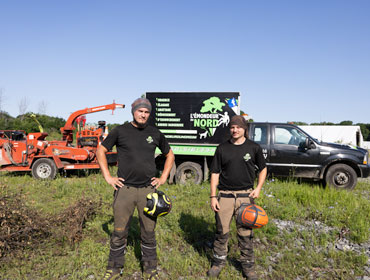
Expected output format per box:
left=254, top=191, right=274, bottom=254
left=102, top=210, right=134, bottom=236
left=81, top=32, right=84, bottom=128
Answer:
left=207, top=264, right=225, bottom=278
left=242, top=268, right=258, bottom=280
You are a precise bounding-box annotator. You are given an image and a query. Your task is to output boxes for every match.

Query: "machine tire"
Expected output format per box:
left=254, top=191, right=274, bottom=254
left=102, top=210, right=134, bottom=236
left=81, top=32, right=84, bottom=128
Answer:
left=175, top=161, right=203, bottom=185
left=325, top=164, right=357, bottom=190
left=32, top=158, right=57, bottom=180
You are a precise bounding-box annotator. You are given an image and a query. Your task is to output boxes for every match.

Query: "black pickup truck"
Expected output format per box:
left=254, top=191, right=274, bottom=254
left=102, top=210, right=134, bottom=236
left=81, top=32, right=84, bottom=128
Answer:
left=249, top=122, right=370, bottom=190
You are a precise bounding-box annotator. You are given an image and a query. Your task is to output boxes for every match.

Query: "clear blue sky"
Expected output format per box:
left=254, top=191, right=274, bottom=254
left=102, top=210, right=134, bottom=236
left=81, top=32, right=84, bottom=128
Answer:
left=1, top=0, right=369, bottom=125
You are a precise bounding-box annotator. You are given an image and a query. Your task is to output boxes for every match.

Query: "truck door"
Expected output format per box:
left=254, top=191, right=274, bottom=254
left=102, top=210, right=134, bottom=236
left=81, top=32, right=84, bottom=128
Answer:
left=249, top=123, right=269, bottom=163
left=269, top=124, right=321, bottom=178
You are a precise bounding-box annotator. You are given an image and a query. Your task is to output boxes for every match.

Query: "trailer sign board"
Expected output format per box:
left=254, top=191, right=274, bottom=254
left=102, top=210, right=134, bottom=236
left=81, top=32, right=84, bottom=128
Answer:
left=146, top=92, right=240, bottom=144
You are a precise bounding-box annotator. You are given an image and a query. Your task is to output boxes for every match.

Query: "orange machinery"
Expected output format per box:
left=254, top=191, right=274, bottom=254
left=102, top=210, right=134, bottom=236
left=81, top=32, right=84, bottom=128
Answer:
left=0, top=102, right=124, bottom=179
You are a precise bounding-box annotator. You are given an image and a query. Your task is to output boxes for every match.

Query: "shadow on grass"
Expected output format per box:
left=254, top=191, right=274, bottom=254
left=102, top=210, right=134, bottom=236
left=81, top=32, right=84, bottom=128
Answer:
left=102, top=216, right=142, bottom=261
left=178, top=212, right=252, bottom=275
left=179, top=212, right=214, bottom=261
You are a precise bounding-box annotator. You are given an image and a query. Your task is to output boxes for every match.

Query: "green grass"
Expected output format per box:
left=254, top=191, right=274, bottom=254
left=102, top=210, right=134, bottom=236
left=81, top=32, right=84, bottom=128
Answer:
left=1, top=173, right=369, bottom=279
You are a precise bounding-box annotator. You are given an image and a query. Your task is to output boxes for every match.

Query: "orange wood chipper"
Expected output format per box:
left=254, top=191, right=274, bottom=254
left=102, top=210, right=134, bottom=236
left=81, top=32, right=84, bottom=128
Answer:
left=0, top=102, right=124, bottom=179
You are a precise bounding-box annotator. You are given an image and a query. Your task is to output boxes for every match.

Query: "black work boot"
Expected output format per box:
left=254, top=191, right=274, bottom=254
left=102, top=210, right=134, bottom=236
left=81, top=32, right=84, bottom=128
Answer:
left=207, top=263, right=225, bottom=278
left=142, top=260, right=159, bottom=280
left=102, top=267, right=123, bottom=280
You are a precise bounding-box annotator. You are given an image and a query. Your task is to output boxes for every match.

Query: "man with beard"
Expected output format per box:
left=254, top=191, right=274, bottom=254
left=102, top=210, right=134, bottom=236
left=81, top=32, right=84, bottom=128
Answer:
left=97, top=98, right=174, bottom=280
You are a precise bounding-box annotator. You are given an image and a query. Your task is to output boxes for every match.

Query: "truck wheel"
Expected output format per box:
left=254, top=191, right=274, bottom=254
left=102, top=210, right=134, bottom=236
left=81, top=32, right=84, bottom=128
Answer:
left=325, top=164, right=357, bottom=190
left=32, top=158, right=57, bottom=180
left=175, top=161, right=203, bottom=185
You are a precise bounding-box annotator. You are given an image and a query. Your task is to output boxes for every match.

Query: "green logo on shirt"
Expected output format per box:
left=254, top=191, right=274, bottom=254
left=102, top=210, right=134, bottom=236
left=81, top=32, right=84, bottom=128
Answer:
left=244, top=153, right=251, bottom=162
left=146, top=136, right=153, bottom=144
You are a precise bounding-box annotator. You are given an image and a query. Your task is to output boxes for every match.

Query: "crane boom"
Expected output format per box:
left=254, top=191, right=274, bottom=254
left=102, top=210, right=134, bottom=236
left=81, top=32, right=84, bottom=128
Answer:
left=60, top=102, right=125, bottom=143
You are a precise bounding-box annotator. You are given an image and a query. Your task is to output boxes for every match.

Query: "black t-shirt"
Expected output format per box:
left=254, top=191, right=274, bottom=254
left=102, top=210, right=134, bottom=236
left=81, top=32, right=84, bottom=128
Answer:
left=210, top=139, right=266, bottom=191
left=102, top=123, right=170, bottom=187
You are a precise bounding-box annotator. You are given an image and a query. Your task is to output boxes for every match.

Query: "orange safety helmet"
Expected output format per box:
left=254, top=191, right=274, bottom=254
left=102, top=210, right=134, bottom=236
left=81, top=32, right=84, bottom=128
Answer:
left=237, top=203, right=268, bottom=228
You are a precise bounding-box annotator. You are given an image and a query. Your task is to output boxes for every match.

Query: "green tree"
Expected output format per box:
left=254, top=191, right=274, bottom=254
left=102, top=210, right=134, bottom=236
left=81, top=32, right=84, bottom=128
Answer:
left=357, top=123, right=370, bottom=141
left=339, top=120, right=353, bottom=125
left=310, top=122, right=335, bottom=125
left=289, top=121, right=308, bottom=125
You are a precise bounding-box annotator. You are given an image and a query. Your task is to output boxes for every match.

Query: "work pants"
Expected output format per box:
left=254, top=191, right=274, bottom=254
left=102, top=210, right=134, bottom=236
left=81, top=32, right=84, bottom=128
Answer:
left=212, top=189, right=255, bottom=269
left=107, top=185, right=157, bottom=269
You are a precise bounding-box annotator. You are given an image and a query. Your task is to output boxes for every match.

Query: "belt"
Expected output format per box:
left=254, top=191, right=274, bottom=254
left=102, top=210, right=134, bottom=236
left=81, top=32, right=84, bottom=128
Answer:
left=219, top=193, right=250, bottom=198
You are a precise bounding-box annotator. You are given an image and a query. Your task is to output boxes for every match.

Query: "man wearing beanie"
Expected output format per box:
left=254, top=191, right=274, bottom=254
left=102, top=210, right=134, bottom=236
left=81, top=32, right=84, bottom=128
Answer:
left=97, top=97, right=174, bottom=280
left=208, top=115, right=267, bottom=279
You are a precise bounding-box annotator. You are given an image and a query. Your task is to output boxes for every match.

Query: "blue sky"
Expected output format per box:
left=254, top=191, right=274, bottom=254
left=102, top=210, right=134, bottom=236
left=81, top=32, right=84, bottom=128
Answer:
left=0, top=0, right=369, bottom=125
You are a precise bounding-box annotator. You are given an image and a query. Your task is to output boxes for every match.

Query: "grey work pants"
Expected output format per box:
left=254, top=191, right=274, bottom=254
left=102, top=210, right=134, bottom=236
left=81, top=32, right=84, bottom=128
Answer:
left=212, top=189, right=255, bottom=268
left=107, top=185, right=157, bottom=269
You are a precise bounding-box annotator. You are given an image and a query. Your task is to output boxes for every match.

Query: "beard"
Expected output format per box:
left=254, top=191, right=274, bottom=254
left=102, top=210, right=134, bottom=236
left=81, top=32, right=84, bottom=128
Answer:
left=133, top=118, right=148, bottom=128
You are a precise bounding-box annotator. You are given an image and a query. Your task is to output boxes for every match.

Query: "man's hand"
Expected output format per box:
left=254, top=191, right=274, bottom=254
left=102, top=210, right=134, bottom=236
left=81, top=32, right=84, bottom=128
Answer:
left=249, top=188, right=261, bottom=199
left=105, top=175, right=125, bottom=190
left=151, top=177, right=166, bottom=189
left=210, top=197, right=220, bottom=212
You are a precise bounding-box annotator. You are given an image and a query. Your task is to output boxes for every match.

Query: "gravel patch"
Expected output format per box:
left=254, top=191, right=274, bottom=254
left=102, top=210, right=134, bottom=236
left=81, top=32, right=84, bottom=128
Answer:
left=272, top=219, right=370, bottom=279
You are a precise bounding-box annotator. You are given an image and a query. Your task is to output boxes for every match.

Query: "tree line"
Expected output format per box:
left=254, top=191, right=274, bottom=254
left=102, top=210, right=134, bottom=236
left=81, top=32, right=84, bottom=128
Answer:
left=0, top=112, right=65, bottom=134
left=1, top=112, right=370, bottom=141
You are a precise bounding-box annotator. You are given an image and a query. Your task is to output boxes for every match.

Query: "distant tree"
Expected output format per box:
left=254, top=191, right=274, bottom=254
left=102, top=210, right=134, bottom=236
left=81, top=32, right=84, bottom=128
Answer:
left=108, top=123, right=123, bottom=131
left=310, top=122, right=335, bottom=125
left=18, top=97, right=30, bottom=119
left=339, top=120, right=353, bottom=125
left=357, top=123, right=370, bottom=141
left=38, top=100, right=48, bottom=115
left=0, top=111, right=13, bottom=129
left=35, top=114, right=65, bottom=133
left=0, top=88, right=4, bottom=114
left=289, top=121, right=308, bottom=125
left=9, top=113, right=65, bottom=134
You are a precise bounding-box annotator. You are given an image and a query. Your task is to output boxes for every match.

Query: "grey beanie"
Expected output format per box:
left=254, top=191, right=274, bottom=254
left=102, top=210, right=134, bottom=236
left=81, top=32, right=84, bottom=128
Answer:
left=131, top=98, right=152, bottom=115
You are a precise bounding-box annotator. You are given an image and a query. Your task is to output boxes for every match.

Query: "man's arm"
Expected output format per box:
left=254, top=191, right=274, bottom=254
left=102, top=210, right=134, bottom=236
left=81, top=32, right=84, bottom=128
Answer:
left=210, top=173, right=220, bottom=212
left=151, top=149, right=175, bottom=188
left=249, top=167, right=267, bottom=198
left=96, top=145, right=125, bottom=190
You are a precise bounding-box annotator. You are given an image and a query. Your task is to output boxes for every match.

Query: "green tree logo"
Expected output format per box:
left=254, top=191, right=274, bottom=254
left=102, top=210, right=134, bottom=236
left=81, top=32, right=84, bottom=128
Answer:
left=200, top=97, right=225, bottom=113
left=146, top=136, right=153, bottom=144
left=243, top=153, right=251, bottom=162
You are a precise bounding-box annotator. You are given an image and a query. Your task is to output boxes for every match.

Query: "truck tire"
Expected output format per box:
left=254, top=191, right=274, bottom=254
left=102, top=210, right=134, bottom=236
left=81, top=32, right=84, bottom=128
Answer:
left=175, top=161, right=203, bottom=185
left=325, top=164, right=357, bottom=190
left=32, top=158, right=57, bottom=180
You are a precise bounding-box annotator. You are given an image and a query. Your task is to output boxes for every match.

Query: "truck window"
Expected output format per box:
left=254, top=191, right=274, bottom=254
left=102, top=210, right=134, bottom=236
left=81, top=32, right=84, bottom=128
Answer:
left=252, top=125, right=267, bottom=144
left=274, top=126, right=306, bottom=146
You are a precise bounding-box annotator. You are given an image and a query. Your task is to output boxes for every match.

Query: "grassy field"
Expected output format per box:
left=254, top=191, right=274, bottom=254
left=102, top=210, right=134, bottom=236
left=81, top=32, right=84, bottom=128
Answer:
left=1, top=171, right=370, bottom=280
